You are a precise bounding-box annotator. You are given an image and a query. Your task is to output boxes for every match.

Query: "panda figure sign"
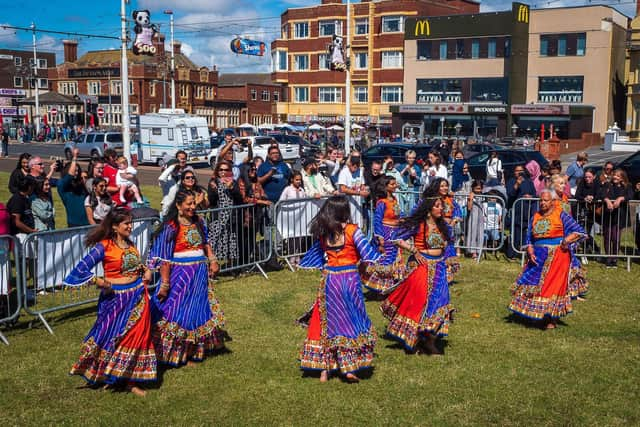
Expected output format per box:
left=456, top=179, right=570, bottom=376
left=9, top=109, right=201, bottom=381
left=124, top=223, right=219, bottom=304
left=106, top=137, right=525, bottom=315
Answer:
left=330, top=34, right=347, bottom=72
left=132, top=10, right=158, bottom=55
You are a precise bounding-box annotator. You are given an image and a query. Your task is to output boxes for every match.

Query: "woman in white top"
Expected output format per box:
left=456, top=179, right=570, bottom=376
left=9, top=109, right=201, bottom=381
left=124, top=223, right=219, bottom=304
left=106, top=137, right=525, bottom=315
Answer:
left=279, top=171, right=308, bottom=201
left=423, top=151, right=449, bottom=190
left=84, top=177, right=114, bottom=225
left=485, top=150, right=503, bottom=186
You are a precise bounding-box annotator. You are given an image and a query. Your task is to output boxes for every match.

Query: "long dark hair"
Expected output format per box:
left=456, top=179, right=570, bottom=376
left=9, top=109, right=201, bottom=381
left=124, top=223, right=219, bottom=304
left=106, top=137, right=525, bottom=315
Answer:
left=85, top=206, right=133, bottom=247
left=309, top=195, right=351, bottom=241
left=34, top=177, right=50, bottom=199
left=154, top=189, right=206, bottom=245
left=399, top=192, right=451, bottom=244
left=373, top=175, right=394, bottom=204
left=16, top=153, right=31, bottom=171
left=423, top=177, right=449, bottom=199
left=89, top=177, right=113, bottom=209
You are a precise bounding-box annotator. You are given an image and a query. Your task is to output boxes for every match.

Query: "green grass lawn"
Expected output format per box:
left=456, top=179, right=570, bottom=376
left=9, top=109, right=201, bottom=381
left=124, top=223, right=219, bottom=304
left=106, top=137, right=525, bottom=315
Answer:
left=1, top=171, right=639, bottom=425
left=0, top=257, right=639, bottom=425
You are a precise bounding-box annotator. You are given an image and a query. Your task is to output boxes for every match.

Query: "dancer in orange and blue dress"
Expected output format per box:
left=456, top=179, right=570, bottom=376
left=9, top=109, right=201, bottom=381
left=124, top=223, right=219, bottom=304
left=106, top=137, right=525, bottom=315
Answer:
left=64, top=207, right=156, bottom=396
left=509, top=189, right=588, bottom=329
left=298, top=195, right=381, bottom=382
left=362, top=176, right=407, bottom=294
left=380, top=195, right=454, bottom=355
left=428, top=178, right=462, bottom=284
left=148, top=190, right=228, bottom=366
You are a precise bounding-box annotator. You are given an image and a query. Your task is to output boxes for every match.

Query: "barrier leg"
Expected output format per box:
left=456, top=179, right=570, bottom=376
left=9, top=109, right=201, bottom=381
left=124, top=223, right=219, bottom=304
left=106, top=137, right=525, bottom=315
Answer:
left=284, top=257, right=295, bottom=272
left=627, top=257, right=631, bottom=272
left=0, top=330, right=8, bottom=345
left=253, top=262, right=268, bottom=280
left=37, top=313, right=54, bottom=335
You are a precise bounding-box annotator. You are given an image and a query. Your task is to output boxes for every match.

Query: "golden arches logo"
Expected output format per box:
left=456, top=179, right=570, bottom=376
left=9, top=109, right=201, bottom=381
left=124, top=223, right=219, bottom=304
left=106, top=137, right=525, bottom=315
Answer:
left=414, top=19, right=430, bottom=37
left=517, top=5, right=529, bottom=23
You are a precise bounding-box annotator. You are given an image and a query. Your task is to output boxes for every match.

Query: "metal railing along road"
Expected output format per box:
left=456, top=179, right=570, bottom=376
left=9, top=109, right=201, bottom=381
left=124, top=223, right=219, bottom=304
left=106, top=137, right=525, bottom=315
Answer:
left=0, top=235, right=21, bottom=345
left=20, top=217, right=159, bottom=334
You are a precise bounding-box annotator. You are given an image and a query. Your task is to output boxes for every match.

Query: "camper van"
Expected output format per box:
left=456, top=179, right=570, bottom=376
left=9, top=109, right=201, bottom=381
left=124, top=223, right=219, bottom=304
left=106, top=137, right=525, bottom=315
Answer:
left=134, top=109, right=210, bottom=166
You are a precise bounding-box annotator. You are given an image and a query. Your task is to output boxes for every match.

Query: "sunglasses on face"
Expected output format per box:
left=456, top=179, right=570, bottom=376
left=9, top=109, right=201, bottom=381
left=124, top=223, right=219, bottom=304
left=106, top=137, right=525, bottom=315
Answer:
left=219, top=168, right=230, bottom=172
left=183, top=176, right=195, bottom=180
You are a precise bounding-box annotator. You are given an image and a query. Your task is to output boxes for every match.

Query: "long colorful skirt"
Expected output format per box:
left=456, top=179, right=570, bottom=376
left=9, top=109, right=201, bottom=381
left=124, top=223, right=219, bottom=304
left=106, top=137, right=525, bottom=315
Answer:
left=509, top=243, right=578, bottom=320
left=567, top=253, right=588, bottom=299
left=151, top=256, right=227, bottom=366
left=380, top=254, right=453, bottom=351
left=444, top=242, right=460, bottom=284
left=70, top=278, right=157, bottom=384
left=300, top=265, right=376, bottom=375
left=362, top=225, right=406, bottom=294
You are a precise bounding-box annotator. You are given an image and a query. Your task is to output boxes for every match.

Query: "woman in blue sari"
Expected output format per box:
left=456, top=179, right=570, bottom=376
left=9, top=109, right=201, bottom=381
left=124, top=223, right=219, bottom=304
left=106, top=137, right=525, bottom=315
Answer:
left=148, top=190, right=228, bottom=366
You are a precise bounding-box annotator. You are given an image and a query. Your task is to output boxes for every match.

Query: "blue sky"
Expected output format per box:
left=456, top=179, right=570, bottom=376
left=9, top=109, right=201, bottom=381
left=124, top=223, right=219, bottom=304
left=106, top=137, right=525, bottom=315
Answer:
left=0, top=0, right=635, bottom=74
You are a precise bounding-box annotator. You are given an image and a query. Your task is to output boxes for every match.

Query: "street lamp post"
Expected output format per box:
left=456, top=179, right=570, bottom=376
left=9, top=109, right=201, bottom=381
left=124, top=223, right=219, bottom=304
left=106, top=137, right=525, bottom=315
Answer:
left=164, top=10, right=175, bottom=112
left=344, top=0, right=351, bottom=155
left=120, top=0, right=131, bottom=161
left=31, top=22, right=40, bottom=134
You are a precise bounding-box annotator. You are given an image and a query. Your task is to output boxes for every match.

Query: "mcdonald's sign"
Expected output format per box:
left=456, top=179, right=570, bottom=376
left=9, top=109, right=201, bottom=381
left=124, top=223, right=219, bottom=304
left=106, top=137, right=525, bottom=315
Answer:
left=414, top=19, right=430, bottom=37
left=516, top=4, right=529, bottom=23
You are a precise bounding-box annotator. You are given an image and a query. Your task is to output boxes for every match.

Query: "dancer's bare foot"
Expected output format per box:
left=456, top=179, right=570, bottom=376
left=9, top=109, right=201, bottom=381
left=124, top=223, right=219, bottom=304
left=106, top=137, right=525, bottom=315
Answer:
left=127, top=385, right=146, bottom=397
left=545, top=321, right=557, bottom=330
left=576, top=296, right=586, bottom=301
left=344, top=373, right=360, bottom=383
left=320, top=370, right=328, bottom=383
left=186, top=360, right=198, bottom=367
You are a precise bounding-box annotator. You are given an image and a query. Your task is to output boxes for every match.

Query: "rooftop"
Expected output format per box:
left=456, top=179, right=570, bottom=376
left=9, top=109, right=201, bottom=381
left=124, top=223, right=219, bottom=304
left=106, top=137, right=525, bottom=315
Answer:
left=71, top=49, right=201, bottom=70
left=218, top=73, right=277, bottom=86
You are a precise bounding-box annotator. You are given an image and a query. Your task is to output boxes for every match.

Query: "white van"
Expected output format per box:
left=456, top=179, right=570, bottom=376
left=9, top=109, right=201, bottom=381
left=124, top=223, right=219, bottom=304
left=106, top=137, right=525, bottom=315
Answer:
left=207, top=135, right=299, bottom=167
left=134, top=109, right=210, bottom=166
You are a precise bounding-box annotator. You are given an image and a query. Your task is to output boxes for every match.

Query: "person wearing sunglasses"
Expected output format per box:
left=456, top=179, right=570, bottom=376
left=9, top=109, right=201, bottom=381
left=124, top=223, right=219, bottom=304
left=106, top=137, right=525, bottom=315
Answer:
left=179, top=172, right=208, bottom=211
left=85, top=177, right=114, bottom=225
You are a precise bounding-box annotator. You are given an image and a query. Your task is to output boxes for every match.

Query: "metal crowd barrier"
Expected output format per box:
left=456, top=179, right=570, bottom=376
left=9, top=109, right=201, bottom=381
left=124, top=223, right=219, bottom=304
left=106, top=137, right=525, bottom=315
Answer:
left=20, top=217, right=160, bottom=334
left=0, top=235, right=21, bottom=345
left=198, top=203, right=272, bottom=279
left=455, top=192, right=507, bottom=261
left=510, top=198, right=640, bottom=271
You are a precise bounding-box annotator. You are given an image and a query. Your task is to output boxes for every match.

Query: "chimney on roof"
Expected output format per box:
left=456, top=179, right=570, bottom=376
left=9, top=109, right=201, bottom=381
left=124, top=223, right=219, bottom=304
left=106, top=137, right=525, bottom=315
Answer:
left=153, top=33, right=166, bottom=57
left=63, top=39, right=78, bottom=63
left=172, top=40, right=181, bottom=55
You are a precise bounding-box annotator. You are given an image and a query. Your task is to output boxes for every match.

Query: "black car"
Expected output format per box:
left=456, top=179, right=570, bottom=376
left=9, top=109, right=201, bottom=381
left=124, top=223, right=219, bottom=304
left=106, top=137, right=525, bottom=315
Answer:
left=585, top=150, right=640, bottom=185
left=462, top=143, right=505, bottom=159
left=466, top=150, right=549, bottom=181
left=361, top=143, right=433, bottom=168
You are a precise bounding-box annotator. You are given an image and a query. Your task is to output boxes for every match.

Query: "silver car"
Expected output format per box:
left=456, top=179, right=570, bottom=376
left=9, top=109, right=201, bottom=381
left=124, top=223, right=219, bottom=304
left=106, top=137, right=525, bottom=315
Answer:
left=64, top=132, right=124, bottom=160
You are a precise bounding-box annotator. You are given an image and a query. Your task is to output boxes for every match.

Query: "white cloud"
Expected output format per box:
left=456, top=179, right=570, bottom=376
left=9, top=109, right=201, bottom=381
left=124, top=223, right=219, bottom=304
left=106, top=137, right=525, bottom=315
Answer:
left=0, top=23, right=20, bottom=47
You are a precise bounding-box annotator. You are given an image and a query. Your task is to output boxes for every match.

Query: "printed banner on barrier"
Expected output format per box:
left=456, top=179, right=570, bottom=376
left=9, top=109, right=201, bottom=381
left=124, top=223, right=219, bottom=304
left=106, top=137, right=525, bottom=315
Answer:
left=0, top=238, right=11, bottom=295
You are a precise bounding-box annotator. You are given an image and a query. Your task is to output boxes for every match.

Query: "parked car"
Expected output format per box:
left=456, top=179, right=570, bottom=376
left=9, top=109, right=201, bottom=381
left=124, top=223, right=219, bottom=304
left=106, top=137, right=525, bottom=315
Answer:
left=361, top=143, right=433, bottom=168
left=462, top=143, right=505, bottom=159
left=466, top=150, right=549, bottom=181
left=585, top=150, right=640, bottom=185
left=207, top=135, right=299, bottom=167
left=64, top=132, right=123, bottom=160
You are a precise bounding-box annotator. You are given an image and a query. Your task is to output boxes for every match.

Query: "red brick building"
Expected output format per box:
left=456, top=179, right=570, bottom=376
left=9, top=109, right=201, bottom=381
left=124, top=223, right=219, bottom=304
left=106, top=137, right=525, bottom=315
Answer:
left=217, top=73, right=282, bottom=126
left=270, top=0, right=479, bottom=127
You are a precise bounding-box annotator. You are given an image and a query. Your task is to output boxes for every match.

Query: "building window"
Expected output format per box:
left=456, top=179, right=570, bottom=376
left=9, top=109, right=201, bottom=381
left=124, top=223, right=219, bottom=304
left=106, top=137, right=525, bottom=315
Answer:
left=439, top=41, right=447, bottom=60
left=456, top=40, right=465, bottom=59
left=272, top=50, right=287, bottom=72
left=416, top=79, right=461, bottom=103
left=381, top=51, right=402, bottom=68
left=149, top=81, right=156, bottom=97
left=381, top=16, right=403, bottom=33
left=540, top=37, right=549, bottom=57
left=558, top=35, right=567, bottom=56
left=318, top=87, right=342, bottom=103
left=261, top=90, right=270, bottom=101
left=417, top=41, right=432, bottom=60
left=471, top=39, right=480, bottom=59
left=273, top=91, right=279, bottom=102
left=294, top=22, right=309, bottom=39
left=577, top=33, right=586, bottom=56
left=354, top=86, right=368, bottom=104
left=319, top=20, right=342, bottom=37
left=14, top=76, right=23, bottom=87
left=251, top=89, right=257, bottom=101
left=129, top=81, right=135, bottom=95
left=354, top=52, right=367, bottom=69
left=38, top=78, right=47, bottom=89
left=111, top=81, right=122, bottom=95
left=38, top=58, right=47, bottom=69
left=355, top=18, right=368, bottom=35
left=294, top=87, right=309, bottom=103
left=504, top=38, right=511, bottom=58
left=14, top=57, right=21, bottom=66
left=318, top=53, right=330, bottom=70
left=294, top=54, right=309, bottom=71
left=488, top=38, right=497, bottom=58
left=381, top=86, right=402, bottom=104
left=180, top=84, right=188, bottom=98
left=281, top=24, right=288, bottom=39
left=538, top=76, right=584, bottom=103
left=59, top=81, right=78, bottom=95
left=88, top=81, right=101, bottom=96
left=471, top=77, right=508, bottom=102
left=196, top=86, right=204, bottom=99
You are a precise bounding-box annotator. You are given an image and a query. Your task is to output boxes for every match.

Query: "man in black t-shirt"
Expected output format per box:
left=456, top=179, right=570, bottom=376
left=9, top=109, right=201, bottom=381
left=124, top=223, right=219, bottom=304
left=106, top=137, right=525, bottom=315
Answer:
left=7, top=176, right=36, bottom=236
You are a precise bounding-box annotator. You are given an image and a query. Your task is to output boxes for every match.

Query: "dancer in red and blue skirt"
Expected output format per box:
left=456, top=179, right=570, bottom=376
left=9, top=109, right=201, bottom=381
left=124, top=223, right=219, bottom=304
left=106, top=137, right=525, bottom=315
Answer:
left=148, top=190, right=228, bottom=366
left=380, top=194, right=454, bottom=355
left=64, top=207, right=156, bottom=396
left=362, top=176, right=407, bottom=294
left=509, top=189, right=588, bottom=329
left=298, top=195, right=381, bottom=382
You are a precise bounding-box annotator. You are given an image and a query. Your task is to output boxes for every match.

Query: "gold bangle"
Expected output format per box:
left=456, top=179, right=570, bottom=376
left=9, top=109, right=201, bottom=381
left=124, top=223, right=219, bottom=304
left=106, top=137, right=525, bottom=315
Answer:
left=160, top=281, right=170, bottom=290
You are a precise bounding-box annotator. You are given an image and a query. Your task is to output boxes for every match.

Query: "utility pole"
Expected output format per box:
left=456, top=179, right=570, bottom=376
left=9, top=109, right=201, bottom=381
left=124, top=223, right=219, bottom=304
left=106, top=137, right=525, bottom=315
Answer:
left=164, top=10, right=175, bottom=112
left=31, top=22, right=40, bottom=134
left=121, top=0, right=131, bottom=161
left=344, top=0, right=351, bottom=155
